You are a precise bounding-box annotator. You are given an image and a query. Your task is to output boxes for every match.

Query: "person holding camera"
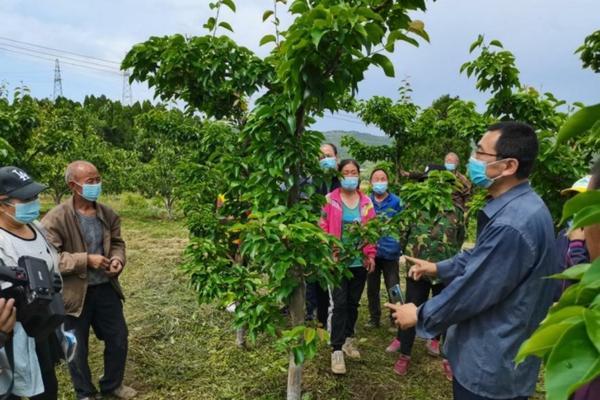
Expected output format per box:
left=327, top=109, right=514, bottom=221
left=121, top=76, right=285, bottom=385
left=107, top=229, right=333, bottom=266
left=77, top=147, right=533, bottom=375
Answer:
left=42, top=161, right=136, bottom=400
left=0, top=166, right=60, bottom=399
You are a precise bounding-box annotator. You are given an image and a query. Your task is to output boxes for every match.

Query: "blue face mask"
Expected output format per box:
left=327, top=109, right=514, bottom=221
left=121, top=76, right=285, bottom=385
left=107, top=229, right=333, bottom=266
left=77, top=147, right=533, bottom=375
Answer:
left=4, top=198, right=41, bottom=224
left=319, top=157, right=336, bottom=170
left=78, top=183, right=102, bottom=202
left=341, top=177, right=359, bottom=191
left=468, top=157, right=504, bottom=188
left=445, top=163, right=457, bottom=171
left=372, top=182, right=388, bottom=195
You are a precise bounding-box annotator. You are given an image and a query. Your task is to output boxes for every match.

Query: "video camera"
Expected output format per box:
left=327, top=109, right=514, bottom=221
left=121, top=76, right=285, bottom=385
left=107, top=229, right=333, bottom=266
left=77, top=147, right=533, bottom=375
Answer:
left=0, top=256, right=65, bottom=339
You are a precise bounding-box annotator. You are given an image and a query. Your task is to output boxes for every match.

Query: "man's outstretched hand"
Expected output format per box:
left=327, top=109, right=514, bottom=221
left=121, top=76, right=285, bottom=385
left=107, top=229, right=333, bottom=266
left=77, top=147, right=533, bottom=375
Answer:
left=405, top=256, right=437, bottom=281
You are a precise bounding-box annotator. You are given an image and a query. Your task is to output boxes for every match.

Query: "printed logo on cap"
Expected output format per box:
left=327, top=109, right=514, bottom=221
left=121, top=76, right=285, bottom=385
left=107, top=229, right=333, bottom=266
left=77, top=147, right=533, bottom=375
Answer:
left=12, top=169, right=30, bottom=182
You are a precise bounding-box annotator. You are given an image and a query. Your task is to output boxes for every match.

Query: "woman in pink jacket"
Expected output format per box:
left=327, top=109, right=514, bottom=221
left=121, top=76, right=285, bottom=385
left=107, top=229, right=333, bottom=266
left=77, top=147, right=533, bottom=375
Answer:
left=319, top=159, right=376, bottom=375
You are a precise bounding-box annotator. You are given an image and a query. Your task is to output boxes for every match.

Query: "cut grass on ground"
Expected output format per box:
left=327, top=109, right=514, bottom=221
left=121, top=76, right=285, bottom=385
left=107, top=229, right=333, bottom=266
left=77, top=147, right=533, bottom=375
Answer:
left=51, top=196, right=545, bottom=400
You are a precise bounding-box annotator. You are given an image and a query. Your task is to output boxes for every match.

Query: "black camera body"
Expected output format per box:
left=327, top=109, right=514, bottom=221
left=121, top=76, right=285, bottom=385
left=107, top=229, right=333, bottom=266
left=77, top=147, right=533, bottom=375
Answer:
left=0, top=256, right=65, bottom=338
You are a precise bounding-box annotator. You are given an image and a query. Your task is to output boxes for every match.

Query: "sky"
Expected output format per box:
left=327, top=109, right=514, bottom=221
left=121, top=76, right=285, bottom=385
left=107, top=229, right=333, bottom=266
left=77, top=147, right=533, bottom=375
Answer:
left=1, top=0, right=599, bottom=135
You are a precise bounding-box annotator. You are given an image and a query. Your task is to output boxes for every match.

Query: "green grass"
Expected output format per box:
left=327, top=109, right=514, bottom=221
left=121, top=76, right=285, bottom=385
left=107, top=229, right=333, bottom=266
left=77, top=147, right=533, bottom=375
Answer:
left=49, top=195, right=545, bottom=400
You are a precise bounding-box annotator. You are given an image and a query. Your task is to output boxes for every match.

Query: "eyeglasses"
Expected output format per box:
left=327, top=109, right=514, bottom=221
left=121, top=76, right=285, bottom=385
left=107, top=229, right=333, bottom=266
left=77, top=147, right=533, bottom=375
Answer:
left=473, top=150, right=499, bottom=158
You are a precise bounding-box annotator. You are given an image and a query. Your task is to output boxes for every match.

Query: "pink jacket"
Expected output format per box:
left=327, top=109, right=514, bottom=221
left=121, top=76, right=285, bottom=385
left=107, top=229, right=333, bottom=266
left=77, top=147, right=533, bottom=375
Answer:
left=319, top=188, right=377, bottom=259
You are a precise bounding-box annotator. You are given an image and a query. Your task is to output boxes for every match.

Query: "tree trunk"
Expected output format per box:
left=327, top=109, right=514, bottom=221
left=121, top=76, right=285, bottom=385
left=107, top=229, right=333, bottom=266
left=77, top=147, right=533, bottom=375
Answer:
left=287, top=104, right=307, bottom=400
left=164, top=196, right=175, bottom=220
left=52, top=190, right=63, bottom=205
left=287, top=275, right=305, bottom=400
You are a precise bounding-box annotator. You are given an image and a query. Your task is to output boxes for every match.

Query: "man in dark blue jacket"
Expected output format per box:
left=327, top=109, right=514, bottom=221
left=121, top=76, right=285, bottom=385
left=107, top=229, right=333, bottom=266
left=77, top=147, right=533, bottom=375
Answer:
left=387, top=122, right=559, bottom=400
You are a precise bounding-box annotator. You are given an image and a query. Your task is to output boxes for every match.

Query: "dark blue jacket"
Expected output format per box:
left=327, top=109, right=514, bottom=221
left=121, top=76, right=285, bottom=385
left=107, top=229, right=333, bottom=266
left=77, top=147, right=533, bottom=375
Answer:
left=370, top=192, right=403, bottom=260
left=418, top=183, right=559, bottom=398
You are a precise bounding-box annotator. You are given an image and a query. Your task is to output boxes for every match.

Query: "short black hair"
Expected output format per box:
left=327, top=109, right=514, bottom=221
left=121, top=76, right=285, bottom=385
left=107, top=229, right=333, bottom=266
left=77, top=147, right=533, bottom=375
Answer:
left=488, top=121, right=538, bottom=179
left=338, top=159, right=360, bottom=173
left=370, top=168, right=389, bottom=181
left=590, top=159, right=600, bottom=190
left=322, top=143, right=338, bottom=156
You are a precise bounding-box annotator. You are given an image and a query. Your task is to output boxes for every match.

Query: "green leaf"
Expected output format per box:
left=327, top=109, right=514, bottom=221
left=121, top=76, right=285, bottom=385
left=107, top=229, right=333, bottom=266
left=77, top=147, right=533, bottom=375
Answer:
left=542, top=306, right=586, bottom=328
left=516, top=322, right=579, bottom=364
left=221, top=0, right=236, bottom=12
left=289, top=0, right=308, bottom=14
left=292, top=347, right=305, bottom=365
left=310, top=29, right=326, bottom=48
left=545, top=322, right=600, bottom=400
left=584, top=308, right=600, bottom=354
left=549, top=263, right=591, bottom=281
left=218, top=21, right=234, bottom=32
left=571, top=204, right=600, bottom=230
left=203, top=17, right=216, bottom=31
left=561, top=191, right=600, bottom=225
left=557, top=103, right=600, bottom=144
left=371, top=54, right=395, bottom=77
left=304, top=327, right=316, bottom=344
left=489, top=39, right=503, bottom=48
left=262, top=10, right=274, bottom=21
left=387, top=30, right=419, bottom=48
left=591, top=293, right=600, bottom=308
left=355, top=6, right=383, bottom=22
left=469, top=34, right=484, bottom=53
left=581, top=258, right=600, bottom=288
left=259, top=34, right=277, bottom=46
left=364, top=23, right=384, bottom=43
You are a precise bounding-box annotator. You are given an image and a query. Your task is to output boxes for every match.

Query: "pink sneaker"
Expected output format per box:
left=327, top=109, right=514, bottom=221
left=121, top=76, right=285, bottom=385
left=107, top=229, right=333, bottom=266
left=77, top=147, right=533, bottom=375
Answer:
left=394, top=355, right=411, bottom=376
left=426, top=339, right=441, bottom=356
left=386, top=338, right=402, bottom=353
left=442, top=359, right=453, bottom=381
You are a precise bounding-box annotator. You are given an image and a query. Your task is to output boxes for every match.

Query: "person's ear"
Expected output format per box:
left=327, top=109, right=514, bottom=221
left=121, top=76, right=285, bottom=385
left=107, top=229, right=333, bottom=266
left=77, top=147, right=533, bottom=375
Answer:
left=503, top=158, right=520, bottom=177
left=68, top=181, right=78, bottom=192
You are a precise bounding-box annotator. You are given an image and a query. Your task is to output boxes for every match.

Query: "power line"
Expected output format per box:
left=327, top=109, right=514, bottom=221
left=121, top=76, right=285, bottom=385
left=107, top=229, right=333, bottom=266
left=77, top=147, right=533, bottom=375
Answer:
left=0, top=46, right=122, bottom=76
left=322, top=114, right=366, bottom=125
left=0, top=36, right=121, bottom=65
left=0, top=42, right=123, bottom=70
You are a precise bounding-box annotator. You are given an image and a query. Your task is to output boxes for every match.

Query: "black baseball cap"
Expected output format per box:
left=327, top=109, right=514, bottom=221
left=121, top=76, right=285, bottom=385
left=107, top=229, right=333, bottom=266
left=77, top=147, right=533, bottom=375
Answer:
left=0, top=166, right=47, bottom=200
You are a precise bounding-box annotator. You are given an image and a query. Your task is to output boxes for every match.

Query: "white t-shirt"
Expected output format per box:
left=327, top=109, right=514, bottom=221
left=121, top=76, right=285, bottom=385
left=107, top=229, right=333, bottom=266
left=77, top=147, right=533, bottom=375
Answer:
left=0, top=223, right=58, bottom=397
left=1, top=226, right=55, bottom=273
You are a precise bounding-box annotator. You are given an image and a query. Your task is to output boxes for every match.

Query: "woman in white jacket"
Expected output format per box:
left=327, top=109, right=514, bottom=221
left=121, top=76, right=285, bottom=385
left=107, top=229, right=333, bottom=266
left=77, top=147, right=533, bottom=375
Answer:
left=0, top=166, right=60, bottom=400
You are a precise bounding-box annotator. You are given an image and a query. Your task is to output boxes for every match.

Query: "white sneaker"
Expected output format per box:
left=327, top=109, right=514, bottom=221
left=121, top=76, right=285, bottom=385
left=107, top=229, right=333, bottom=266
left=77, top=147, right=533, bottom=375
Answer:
left=111, top=385, right=138, bottom=399
left=331, top=350, right=346, bottom=374
left=342, top=337, right=361, bottom=359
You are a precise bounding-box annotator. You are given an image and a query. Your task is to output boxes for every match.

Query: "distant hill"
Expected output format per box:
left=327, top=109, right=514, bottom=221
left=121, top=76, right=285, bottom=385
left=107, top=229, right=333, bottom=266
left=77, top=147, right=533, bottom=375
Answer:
left=322, top=130, right=391, bottom=159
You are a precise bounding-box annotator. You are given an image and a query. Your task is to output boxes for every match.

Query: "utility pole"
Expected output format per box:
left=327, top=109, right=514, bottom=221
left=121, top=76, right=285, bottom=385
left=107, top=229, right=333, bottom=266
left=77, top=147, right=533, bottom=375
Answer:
left=53, top=58, right=63, bottom=100
left=122, top=70, right=132, bottom=105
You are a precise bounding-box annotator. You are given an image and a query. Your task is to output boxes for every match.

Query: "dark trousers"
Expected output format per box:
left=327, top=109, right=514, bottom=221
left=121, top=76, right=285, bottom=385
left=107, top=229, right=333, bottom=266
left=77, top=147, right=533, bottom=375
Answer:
left=397, top=276, right=444, bottom=355
left=6, top=337, right=59, bottom=400
left=64, top=283, right=128, bottom=400
left=306, top=281, right=330, bottom=326
left=330, top=267, right=367, bottom=350
left=453, top=379, right=528, bottom=400
left=366, top=257, right=400, bottom=324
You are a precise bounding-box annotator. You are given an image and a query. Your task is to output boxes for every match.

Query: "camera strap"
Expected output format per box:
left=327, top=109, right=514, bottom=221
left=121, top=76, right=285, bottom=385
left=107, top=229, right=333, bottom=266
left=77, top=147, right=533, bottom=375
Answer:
left=0, top=339, right=15, bottom=400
